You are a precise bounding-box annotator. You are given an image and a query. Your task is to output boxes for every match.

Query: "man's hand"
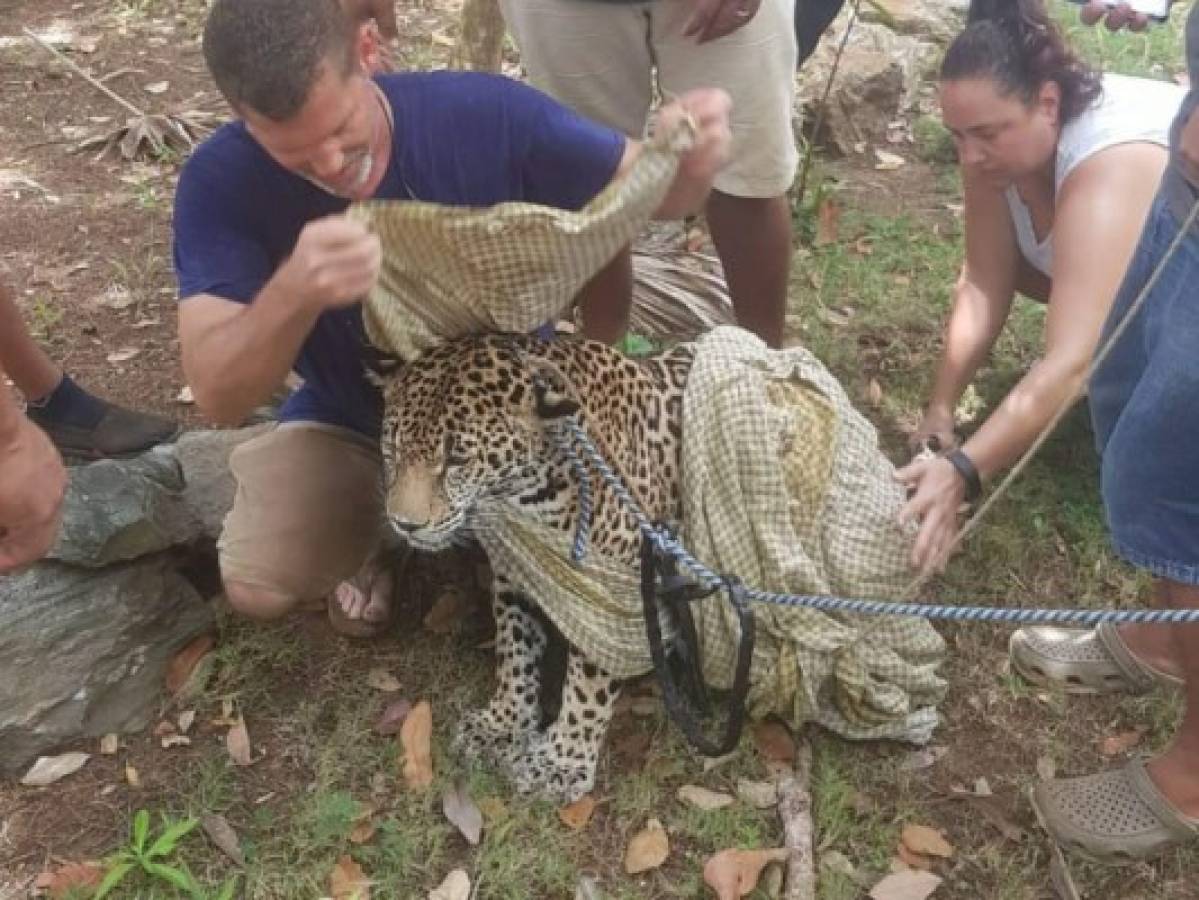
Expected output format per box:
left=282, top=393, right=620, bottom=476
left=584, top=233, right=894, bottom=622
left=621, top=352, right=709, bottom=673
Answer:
left=1080, top=1, right=1155, bottom=31
left=909, top=408, right=958, bottom=457
left=276, top=216, right=382, bottom=313
left=341, top=0, right=398, bottom=41
left=0, top=410, right=66, bottom=573
left=684, top=0, right=762, bottom=44
left=894, top=456, right=966, bottom=576
left=657, top=88, right=733, bottom=187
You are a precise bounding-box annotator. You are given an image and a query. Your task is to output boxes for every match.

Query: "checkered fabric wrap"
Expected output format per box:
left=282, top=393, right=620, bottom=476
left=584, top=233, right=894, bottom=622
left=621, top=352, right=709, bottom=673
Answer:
left=349, top=122, right=692, bottom=361
left=476, top=328, right=946, bottom=744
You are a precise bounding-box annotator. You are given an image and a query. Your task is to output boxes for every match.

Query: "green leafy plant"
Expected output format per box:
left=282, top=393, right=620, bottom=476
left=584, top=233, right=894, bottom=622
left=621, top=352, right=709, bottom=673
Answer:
left=95, top=809, right=237, bottom=900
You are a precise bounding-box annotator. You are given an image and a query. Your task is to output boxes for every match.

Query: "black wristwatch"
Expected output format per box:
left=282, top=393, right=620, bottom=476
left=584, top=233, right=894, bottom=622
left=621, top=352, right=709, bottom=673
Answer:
left=945, top=449, right=982, bottom=502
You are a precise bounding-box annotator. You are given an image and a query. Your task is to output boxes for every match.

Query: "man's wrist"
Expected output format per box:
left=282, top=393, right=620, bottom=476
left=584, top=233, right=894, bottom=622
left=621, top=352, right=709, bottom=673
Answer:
left=944, top=448, right=982, bottom=502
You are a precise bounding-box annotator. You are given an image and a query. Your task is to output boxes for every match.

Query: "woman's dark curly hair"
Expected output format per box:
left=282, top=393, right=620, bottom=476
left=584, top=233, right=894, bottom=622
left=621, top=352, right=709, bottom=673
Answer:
left=941, top=0, right=1103, bottom=125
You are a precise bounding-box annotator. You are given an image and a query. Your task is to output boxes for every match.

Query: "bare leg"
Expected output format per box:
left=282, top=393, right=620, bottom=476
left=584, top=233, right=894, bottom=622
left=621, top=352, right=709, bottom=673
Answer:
left=705, top=191, right=792, bottom=349
left=578, top=247, right=634, bottom=345
left=1145, top=579, right=1199, bottom=817
left=0, top=283, right=62, bottom=400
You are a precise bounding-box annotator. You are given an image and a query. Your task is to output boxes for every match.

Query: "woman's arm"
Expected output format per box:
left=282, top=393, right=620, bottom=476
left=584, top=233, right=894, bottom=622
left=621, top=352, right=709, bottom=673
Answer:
left=899, top=142, right=1168, bottom=573
left=913, top=173, right=1019, bottom=450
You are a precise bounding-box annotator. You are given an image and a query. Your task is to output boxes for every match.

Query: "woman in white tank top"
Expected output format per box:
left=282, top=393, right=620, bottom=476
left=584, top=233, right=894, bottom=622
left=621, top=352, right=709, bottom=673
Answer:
left=899, top=0, right=1183, bottom=574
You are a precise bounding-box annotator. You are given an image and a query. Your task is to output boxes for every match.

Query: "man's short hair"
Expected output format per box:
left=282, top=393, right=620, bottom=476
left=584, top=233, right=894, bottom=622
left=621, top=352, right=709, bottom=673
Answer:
left=203, top=0, right=356, bottom=122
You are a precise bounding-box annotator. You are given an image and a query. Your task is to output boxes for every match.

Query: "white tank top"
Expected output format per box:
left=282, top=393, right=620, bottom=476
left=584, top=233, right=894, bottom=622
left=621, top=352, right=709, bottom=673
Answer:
left=1005, top=73, right=1185, bottom=278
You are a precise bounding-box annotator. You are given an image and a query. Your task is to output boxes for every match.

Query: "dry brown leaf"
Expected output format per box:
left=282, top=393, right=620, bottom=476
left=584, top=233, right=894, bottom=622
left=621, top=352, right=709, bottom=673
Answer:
left=422, top=589, right=471, bottom=634
left=160, top=734, right=191, bottom=749
left=165, top=634, right=215, bottom=695
left=895, top=844, right=933, bottom=871
left=375, top=698, right=413, bottom=735
left=400, top=700, right=434, bottom=790
left=154, top=719, right=177, bottom=737
left=176, top=385, right=195, bottom=404
left=106, top=347, right=140, bottom=364
left=330, top=854, right=371, bottom=900
left=677, top=785, right=735, bottom=811
left=37, top=861, right=104, bottom=898
left=624, top=818, right=670, bottom=874
left=201, top=814, right=245, bottom=866
left=226, top=716, right=253, bottom=767
left=349, top=820, right=377, bottom=845
left=868, top=869, right=941, bottom=900
left=558, top=795, right=597, bottom=831
left=751, top=721, right=796, bottom=765
left=814, top=197, right=841, bottom=247
left=867, top=378, right=884, bottom=408
left=21, top=752, right=90, bottom=786
left=99, top=733, right=119, bottom=755
left=702, top=848, right=788, bottom=900
left=177, top=709, right=196, bottom=734
left=125, top=763, right=141, bottom=787
left=365, top=668, right=402, bottom=693
left=428, top=868, right=470, bottom=900
left=900, top=824, right=954, bottom=859
left=735, top=779, right=778, bottom=809
left=1099, top=728, right=1146, bottom=757
left=143, top=80, right=170, bottom=94
left=442, top=782, right=483, bottom=845
left=874, top=149, right=906, bottom=171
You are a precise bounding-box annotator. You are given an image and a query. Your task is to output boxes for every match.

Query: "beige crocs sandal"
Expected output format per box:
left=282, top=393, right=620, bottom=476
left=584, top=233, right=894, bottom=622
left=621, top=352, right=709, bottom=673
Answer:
left=1030, top=757, right=1199, bottom=864
left=1008, top=623, right=1183, bottom=695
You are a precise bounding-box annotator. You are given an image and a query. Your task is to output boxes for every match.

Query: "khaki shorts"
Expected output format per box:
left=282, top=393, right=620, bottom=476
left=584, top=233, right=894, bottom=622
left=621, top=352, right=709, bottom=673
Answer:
left=218, top=423, right=384, bottom=601
left=499, top=0, right=798, bottom=198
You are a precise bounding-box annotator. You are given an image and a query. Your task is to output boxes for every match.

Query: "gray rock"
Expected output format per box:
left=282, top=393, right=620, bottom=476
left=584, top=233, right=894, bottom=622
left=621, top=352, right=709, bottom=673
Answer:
left=860, top=0, right=967, bottom=44
left=175, top=425, right=272, bottom=541
left=48, top=451, right=202, bottom=568
left=0, top=555, right=214, bottom=776
left=798, top=17, right=938, bottom=153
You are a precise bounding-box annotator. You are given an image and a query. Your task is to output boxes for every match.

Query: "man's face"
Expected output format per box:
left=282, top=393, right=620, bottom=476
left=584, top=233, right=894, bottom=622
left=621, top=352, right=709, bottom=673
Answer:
left=244, top=59, right=390, bottom=201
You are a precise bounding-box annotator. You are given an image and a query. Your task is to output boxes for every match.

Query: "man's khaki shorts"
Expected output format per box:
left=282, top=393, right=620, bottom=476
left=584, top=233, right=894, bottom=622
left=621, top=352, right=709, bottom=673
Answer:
left=499, top=0, right=799, bottom=198
left=218, top=423, right=384, bottom=601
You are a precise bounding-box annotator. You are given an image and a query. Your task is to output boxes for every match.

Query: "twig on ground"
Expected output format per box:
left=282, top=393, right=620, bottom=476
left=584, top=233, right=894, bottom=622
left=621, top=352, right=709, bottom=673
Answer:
left=778, top=734, right=816, bottom=900
left=21, top=28, right=145, bottom=117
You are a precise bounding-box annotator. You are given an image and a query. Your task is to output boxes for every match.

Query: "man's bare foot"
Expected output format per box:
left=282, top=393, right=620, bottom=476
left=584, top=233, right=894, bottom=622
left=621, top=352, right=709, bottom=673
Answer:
left=328, top=555, right=395, bottom=638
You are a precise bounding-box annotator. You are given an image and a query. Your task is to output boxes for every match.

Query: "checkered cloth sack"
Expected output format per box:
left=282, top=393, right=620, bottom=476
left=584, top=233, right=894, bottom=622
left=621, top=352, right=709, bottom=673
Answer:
left=478, top=329, right=946, bottom=745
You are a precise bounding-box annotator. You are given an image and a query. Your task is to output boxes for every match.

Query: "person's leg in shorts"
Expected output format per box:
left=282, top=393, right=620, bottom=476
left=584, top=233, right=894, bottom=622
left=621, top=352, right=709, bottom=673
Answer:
left=219, top=422, right=396, bottom=637
left=1024, top=196, right=1199, bottom=860
left=499, top=0, right=798, bottom=348
left=651, top=0, right=798, bottom=348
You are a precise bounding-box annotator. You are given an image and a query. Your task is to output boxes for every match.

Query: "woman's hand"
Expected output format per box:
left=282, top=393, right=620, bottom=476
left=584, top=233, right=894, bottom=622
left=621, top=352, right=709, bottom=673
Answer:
left=909, top=408, right=958, bottom=457
left=894, top=456, right=966, bottom=576
left=1080, top=1, right=1154, bottom=31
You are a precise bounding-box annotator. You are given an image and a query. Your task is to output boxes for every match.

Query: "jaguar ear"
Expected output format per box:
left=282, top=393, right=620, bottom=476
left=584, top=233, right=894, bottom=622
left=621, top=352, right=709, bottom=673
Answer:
left=532, top=378, right=580, bottom=421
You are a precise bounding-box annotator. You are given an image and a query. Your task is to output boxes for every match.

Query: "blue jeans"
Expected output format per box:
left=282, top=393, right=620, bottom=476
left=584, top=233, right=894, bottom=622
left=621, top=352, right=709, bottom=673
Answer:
left=1091, top=194, right=1199, bottom=586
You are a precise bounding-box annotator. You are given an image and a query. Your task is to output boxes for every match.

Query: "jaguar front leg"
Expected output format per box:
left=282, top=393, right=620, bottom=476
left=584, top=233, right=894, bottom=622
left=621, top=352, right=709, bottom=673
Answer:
left=512, top=649, right=621, bottom=803
left=453, top=582, right=546, bottom=769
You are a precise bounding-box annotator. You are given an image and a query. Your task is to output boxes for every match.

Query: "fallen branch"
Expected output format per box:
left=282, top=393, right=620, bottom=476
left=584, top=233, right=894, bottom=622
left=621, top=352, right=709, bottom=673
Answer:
left=22, top=28, right=145, bottom=117
left=778, top=734, right=816, bottom=900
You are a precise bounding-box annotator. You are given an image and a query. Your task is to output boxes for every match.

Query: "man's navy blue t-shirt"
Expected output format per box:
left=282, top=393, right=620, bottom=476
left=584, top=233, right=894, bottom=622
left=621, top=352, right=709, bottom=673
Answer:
left=173, top=71, right=625, bottom=438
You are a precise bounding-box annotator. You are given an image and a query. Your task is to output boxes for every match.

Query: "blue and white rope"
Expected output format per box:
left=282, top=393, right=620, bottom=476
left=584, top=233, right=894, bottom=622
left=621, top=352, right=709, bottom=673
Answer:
left=552, top=417, right=1199, bottom=627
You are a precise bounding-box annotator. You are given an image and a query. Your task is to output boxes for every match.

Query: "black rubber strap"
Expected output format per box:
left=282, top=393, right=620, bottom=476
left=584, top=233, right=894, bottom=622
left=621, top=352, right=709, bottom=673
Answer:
left=945, top=449, right=982, bottom=502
